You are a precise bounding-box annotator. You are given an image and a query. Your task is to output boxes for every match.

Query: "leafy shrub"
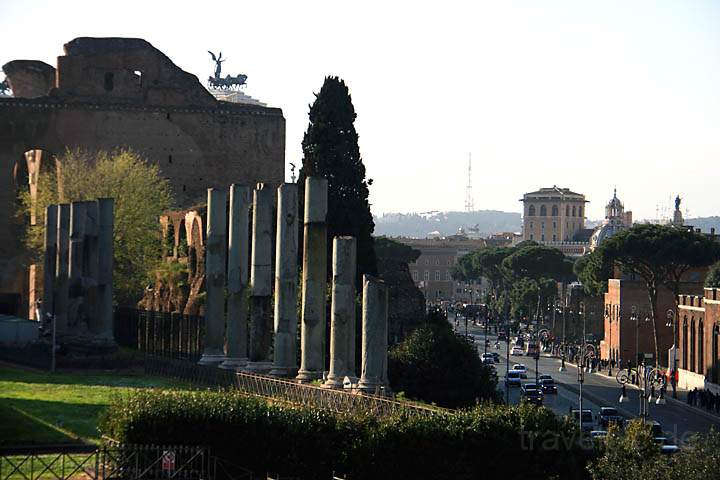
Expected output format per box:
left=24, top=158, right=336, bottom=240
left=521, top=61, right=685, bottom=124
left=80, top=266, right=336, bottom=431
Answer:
left=100, top=389, right=589, bottom=480
left=388, top=307, right=499, bottom=408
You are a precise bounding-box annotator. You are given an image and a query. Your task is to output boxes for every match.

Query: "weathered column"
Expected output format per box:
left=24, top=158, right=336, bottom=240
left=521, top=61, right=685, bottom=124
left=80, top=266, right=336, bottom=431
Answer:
left=323, top=236, right=357, bottom=388
left=42, top=205, right=58, bottom=321
left=94, top=198, right=115, bottom=342
left=296, top=177, right=328, bottom=382
left=54, top=204, right=70, bottom=333
left=220, top=185, right=251, bottom=370
left=67, top=201, right=86, bottom=331
left=244, top=183, right=274, bottom=373
left=83, top=200, right=99, bottom=331
left=269, top=183, right=299, bottom=377
left=358, top=275, right=390, bottom=394
left=198, top=188, right=227, bottom=365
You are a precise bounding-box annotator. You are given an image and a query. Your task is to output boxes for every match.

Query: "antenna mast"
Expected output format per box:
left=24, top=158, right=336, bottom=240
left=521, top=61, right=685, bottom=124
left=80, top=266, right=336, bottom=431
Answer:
left=465, top=153, right=474, bottom=212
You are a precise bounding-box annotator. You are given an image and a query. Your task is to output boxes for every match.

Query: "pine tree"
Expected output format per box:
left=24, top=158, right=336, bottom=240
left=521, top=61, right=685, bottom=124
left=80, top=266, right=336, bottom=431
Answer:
left=298, top=76, right=377, bottom=277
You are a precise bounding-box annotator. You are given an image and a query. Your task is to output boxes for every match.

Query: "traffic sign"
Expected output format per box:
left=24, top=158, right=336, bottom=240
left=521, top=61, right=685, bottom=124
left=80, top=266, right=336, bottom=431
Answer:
left=162, top=451, right=176, bottom=471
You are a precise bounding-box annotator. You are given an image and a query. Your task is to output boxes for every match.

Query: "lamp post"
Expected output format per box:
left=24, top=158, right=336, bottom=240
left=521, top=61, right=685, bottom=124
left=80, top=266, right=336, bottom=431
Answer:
left=605, top=305, right=613, bottom=376
left=578, top=301, right=586, bottom=420
left=559, top=298, right=567, bottom=372
left=665, top=308, right=678, bottom=399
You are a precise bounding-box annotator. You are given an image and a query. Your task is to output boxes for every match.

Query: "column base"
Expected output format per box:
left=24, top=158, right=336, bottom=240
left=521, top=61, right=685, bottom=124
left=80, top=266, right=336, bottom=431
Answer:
left=295, top=369, right=323, bottom=383
left=243, top=361, right=274, bottom=374
left=219, top=357, right=248, bottom=370
left=268, top=366, right=298, bottom=378
left=198, top=353, right=226, bottom=366
left=356, top=378, right=390, bottom=395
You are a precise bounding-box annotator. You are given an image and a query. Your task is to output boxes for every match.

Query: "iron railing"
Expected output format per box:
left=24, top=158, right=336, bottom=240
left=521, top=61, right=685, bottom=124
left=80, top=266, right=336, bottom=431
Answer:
left=115, top=308, right=204, bottom=360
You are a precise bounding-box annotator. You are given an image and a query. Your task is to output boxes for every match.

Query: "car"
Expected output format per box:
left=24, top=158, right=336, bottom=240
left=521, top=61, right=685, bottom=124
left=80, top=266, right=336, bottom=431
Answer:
left=521, top=383, right=543, bottom=406
left=647, top=421, right=664, bottom=437
left=660, top=445, right=681, bottom=455
left=540, top=378, right=558, bottom=394
left=653, top=437, right=669, bottom=446
left=512, top=364, right=528, bottom=378
left=498, top=331, right=507, bottom=341
left=491, top=352, right=500, bottom=362
left=511, top=346, right=524, bottom=356
left=538, top=374, right=553, bottom=382
left=571, top=409, right=595, bottom=432
left=597, top=407, right=623, bottom=428
left=506, top=370, right=522, bottom=387
left=590, top=430, right=608, bottom=440
left=481, top=353, right=495, bottom=365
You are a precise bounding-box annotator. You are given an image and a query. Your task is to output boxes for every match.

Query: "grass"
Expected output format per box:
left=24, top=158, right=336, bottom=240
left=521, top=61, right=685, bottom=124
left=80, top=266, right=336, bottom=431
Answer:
left=0, top=366, right=188, bottom=446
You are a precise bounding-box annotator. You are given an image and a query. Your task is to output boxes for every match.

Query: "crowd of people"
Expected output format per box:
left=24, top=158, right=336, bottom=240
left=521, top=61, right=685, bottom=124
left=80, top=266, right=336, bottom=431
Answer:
left=687, top=387, right=720, bottom=414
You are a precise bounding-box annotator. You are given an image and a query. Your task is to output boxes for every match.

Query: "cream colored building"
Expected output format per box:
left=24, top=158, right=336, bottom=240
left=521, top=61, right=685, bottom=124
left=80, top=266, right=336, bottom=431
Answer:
left=521, top=186, right=588, bottom=243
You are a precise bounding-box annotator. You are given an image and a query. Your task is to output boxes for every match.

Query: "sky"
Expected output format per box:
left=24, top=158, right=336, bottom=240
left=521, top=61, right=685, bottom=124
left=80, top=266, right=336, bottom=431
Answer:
left=2, top=0, right=719, bottom=221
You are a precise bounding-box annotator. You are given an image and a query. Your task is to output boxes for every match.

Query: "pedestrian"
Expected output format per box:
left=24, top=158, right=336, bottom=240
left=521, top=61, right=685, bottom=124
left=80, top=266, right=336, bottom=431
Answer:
left=688, top=389, right=694, bottom=405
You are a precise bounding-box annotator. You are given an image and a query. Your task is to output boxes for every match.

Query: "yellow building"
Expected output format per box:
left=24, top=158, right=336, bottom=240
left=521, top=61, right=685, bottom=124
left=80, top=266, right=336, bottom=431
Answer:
left=521, top=186, right=588, bottom=243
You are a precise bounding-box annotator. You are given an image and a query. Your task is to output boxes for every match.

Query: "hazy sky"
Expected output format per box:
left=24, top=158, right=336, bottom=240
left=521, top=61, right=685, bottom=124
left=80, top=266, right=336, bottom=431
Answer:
left=2, top=1, right=719, bottom=220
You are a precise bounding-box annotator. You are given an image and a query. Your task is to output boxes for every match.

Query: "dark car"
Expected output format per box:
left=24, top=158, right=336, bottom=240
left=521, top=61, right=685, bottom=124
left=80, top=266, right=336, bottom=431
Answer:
left=540, top=378, right=558, bottom=394
left=521, top=383, right=543, bottom=406
left=491, top=352, right=500, bottom=363
left=498, top=331, right=507, bottom=341
left=597, top=407, right=623, bottom=428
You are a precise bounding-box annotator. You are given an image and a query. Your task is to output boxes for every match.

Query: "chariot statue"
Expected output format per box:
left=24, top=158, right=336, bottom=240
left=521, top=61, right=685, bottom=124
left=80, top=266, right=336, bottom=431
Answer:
left=0, top=78, right=11, bottom=96
left=208, top=50, right=247, bottom=90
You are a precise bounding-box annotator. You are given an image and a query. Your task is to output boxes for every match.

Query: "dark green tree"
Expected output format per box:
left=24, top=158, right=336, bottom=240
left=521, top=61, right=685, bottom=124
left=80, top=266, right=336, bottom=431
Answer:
left=575, top=250, right=612, bottom=296
left=501, top=244, right=571, bottom=282
left=587, top=224, right=720, bottom=365
left=298, top=76, right=376, bottom=277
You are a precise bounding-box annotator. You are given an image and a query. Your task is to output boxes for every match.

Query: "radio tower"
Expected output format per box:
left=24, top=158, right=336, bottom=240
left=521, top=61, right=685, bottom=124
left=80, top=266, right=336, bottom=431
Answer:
left=464, top=153, right=474, bottom=212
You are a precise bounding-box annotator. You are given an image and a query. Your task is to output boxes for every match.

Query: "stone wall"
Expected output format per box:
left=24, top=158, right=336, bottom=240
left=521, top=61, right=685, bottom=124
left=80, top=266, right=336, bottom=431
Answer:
left=0, top=37, right=285, bottom=315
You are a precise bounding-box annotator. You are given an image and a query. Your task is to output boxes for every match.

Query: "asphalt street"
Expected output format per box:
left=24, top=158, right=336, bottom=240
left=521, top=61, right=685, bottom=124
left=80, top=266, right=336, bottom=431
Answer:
left=460, top=320, right=720, bottom=442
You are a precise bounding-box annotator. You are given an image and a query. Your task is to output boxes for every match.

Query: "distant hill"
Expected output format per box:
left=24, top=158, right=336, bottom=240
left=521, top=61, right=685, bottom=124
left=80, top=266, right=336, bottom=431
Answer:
left=687, top=217, right=720, bottom=234
left=374, top=210, right=521, bottom=238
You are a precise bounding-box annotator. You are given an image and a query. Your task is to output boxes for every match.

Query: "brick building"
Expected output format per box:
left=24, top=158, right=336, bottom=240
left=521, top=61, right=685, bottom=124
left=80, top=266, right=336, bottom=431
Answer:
left=676, top=289, right=720, bottom=392
left=600, top=270, right=705, bottom=368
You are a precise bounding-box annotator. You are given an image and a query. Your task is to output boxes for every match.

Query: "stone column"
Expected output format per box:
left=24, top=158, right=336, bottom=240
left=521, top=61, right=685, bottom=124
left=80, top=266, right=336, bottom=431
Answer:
left=323, top=236, right=357, bottom=388
left=220, top=185, right=251, bottom=370
left=269, top=183, right=299, bottom=377
left=244, top=183, right=274, bottom=373
left=94, top=198, right=114, bottom=342
left=296, top=177, right=328, bottom=382
left=67, top=201, right=86, bottom=331
left=198, top=188, right=227, bottom=365
left=55, top=204, right=70, bottom=333
left=42, top=205, right=58, bottom=321
left=83, top=200, right=99, bottom=331
left=358, top=275, right=390, bottom=394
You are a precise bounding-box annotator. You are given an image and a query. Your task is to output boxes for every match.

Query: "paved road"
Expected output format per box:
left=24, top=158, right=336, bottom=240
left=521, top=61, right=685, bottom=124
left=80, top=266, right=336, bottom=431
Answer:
left=459, top=320, right=720, bottom=442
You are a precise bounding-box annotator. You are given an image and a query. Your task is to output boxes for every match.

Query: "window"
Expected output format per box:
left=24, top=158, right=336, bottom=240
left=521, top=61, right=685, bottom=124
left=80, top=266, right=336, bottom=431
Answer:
left=552, top=222, right=556, bottom=229
left=691, top=318, right=696, bottom=373
left=412, top=270, right=418, bottom=281
left=435, top=271, right=441, bottom=281
left=551, top=205, right=558, bottom=216
left=683, top=317, right=688, bottom=369
left=133, top=70, right=143, bottom=87
left=541, top=234, right=545, bottom=241
left=572, top=206, right=576, bottom=217
left=552, top=234, right=556, bottom=241
left=425, top=258, right=429, bottom=265
left=540, top=205, right=547, bottom=216
left=423, top=271, right=429, bottom=281
left=528, top=205, right=536, bottom=216
left=530, top=234, right=534, bottom=240
left=712, top=325, right=719, bottom=384
left=541, top=222, right=545, bottom=230
left=529, top=222, right=534, bottom=229
left=579, top=206, right=584, bottom=217
left=566, top=205, right=570, bottom=216
left=699, top=319, right=705, bottom=374
left=435, top=258, right=440, bottom=265
left=445, top=271, right=451, bottom=281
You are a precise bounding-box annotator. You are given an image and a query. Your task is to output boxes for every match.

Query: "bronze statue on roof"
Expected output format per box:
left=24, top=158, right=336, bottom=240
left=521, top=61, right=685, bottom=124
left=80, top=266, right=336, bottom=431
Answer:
left=208, top=50, right=247, bottom=90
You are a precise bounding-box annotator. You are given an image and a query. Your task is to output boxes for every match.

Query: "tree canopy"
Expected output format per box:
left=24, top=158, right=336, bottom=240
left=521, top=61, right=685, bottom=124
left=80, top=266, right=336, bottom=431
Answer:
left=18, top=148, right=173, bottom=304
left=706, top=261, right=720, bottom=288
left=298, top=76, right=376, bottom=277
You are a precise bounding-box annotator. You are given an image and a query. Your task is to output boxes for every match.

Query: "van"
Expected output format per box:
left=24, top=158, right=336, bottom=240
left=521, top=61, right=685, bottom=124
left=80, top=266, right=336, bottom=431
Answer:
left=571, top=409, right=594, bottom=432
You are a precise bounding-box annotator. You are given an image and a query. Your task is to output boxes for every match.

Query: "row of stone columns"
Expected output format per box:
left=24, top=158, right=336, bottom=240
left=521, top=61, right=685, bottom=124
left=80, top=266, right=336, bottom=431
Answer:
left=198, top=178, right=389, bottom=393
left=41, top=199, right=115, bottom=343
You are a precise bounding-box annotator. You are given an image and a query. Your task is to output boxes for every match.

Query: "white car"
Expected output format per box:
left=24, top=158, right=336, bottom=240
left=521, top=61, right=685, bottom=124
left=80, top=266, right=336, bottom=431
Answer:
left=511, top=346, right=524, bottom=356
left=506, top=370, right=522, bottom=387
left=513, top=364, right=528, bottom=378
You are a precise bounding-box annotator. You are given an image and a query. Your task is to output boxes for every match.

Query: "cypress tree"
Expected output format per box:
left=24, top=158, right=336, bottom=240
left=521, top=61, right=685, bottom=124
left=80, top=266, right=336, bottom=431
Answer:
left=298, top=76, right=377, bottom=277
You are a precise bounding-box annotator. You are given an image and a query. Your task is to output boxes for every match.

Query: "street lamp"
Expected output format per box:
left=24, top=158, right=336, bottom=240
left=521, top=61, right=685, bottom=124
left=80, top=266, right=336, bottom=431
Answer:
left=665, top=308, right=678, bottom=399
left=559, top=298, right=567, bottom=372
left=578, top=301, right=586, bottom=420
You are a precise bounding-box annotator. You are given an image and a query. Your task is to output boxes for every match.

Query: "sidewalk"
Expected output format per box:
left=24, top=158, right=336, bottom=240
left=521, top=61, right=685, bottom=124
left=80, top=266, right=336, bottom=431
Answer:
left=550, top=354, right=720, bottom=423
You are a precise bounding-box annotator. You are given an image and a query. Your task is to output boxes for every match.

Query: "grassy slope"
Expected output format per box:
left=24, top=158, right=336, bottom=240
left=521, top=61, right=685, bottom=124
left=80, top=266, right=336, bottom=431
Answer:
left=0, top=367, right=186, bottom=445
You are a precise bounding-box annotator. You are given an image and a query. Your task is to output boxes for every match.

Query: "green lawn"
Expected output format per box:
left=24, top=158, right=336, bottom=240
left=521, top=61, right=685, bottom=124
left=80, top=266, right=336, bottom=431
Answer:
left=0, top=366, right=188, bottom=445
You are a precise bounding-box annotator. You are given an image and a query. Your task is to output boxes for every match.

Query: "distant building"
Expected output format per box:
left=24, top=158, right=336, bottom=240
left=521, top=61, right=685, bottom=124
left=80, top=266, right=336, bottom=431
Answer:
left=676, top=289, right=720, bottom=393
left=589, top=189, right=633, bottom=251
left=520, top=186, right=589, bottom=256
left=398, top=235, right=487, bottom=303
left=484, top=232, right=522, bottom=248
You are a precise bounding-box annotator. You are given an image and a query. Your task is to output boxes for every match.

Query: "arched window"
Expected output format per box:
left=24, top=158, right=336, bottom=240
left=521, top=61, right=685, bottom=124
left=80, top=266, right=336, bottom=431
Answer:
left=691, top=317, right=696, bottom=373
left=572, top=206, right=576, bottom=217
left=528, top=205, right=536, bottom=216
left=566, top=205, right=570, bottom=216
left=712, top=325, right=719, bottom=384
left=540, top=205, right=547, bottom=216
left=699, top=319, right=705, bottom=375
left=551, top=205, right=559, bottom=216
left=682, top=317, right=688, bottom=369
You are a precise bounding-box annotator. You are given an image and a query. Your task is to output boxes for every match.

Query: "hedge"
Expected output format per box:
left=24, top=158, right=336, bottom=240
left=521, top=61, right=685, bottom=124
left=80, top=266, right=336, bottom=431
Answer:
left=100, top=389, right=592, bottom=479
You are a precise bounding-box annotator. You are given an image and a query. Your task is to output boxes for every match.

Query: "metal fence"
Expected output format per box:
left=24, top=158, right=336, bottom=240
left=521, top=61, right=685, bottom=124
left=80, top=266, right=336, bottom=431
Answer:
left=145, top=356, right=446, bottom=418
left=114, top=308, right=204, bottom=360
left=0, top=443, right=253, bottom=480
